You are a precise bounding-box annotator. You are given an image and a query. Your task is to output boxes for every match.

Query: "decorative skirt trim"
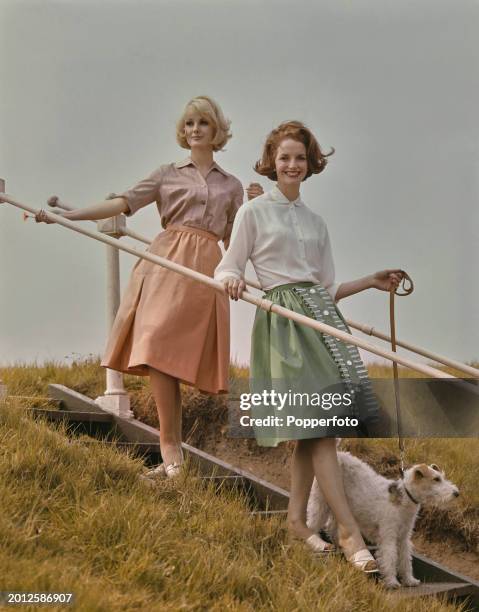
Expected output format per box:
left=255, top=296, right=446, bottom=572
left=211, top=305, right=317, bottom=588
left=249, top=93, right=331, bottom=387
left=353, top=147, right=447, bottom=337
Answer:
left=292, top=284, right=379, bottom=423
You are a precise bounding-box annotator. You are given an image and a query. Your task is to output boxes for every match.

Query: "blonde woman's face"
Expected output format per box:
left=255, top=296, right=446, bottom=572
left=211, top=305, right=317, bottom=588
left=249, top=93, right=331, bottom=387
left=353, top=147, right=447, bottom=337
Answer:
left=183, top=109, right=215, bottom=150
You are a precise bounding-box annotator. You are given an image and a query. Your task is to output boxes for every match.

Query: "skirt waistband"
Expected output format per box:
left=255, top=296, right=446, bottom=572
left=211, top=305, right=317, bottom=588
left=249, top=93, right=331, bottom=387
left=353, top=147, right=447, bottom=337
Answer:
left=264, top=281, right=315, bottom=296
left=166, top=224, right=220, bottom=242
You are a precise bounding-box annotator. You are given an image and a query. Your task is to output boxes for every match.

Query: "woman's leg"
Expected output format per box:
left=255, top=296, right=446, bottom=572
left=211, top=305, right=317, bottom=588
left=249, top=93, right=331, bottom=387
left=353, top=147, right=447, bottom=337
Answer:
left=287, top=439, right=335, bottom=549
left=288, top=440, right=315, bottom=539
left=149, top=368, right=183, bottom=466
left=310, top=437, right=369, bottom=559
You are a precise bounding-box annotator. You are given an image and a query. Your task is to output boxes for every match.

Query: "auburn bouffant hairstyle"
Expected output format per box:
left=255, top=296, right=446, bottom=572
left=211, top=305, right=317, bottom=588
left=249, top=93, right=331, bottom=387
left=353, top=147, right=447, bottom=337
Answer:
left=254, top=120, right=334, bottom=181
left=176, top=95, right=232, bottom=152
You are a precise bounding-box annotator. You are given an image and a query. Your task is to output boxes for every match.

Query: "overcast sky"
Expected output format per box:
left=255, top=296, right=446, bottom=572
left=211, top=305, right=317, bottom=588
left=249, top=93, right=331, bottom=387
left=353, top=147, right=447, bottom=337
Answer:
left=1, top=0, right=478, bottom=370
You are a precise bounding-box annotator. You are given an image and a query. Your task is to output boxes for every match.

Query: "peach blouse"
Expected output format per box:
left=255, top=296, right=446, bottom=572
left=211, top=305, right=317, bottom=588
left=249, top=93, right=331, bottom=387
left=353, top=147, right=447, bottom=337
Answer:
left=109, top=157, right=244, bottom=243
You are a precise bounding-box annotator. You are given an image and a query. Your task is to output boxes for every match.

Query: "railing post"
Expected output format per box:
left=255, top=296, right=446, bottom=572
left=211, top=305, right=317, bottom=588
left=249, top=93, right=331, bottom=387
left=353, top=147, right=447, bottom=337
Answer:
left=95, top=214, right=133, bottom=418
left=0, top=179, right=7, bottom=398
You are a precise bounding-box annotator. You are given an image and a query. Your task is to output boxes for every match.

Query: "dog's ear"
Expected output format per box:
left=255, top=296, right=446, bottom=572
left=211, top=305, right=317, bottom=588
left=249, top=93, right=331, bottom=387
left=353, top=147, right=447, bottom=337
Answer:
left=430, top=463, right=442, bottom=473
left=414, top=464, right=428, bottom=480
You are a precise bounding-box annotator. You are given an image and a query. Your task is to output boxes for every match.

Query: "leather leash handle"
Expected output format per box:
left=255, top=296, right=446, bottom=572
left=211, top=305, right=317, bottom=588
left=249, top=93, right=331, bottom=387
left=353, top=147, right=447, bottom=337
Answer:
left=389, top=271, right=414, bottom=477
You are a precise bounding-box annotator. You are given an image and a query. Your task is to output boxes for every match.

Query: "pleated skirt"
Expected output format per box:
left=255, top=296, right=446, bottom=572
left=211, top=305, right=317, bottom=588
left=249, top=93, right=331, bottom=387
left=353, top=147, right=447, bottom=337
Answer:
left=101, top=224, right=230, bottom=394
left=250, top=282, right=379, bottom=446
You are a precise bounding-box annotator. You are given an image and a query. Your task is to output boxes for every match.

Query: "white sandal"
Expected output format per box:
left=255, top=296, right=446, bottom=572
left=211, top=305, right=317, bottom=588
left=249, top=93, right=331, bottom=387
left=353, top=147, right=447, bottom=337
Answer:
left=347, top=548, right=379, bottom=573
left=164, top=462, right=182, bottom=479
left=140, top=464, right=167, bottom=480
left=140, top=462, right=183, bottom=481
left=305, top=534, right=337, bottom=555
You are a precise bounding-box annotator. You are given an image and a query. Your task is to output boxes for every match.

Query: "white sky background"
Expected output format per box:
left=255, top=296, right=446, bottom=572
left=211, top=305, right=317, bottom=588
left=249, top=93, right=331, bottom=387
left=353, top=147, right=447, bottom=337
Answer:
left=0, top=0, right=478, bottom=368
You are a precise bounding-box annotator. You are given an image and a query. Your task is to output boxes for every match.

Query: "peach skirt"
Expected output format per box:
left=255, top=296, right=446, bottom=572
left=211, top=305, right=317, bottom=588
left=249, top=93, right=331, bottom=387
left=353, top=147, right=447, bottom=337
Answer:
left=101, top=225, right=230, bottom=394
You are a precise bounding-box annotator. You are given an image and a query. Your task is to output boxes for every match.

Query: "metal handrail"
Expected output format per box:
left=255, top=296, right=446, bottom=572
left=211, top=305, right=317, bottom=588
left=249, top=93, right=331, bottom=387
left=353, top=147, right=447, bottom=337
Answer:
left=0, top=190, right=458, bottom=380
left=46, top=196, right=479, bottom=380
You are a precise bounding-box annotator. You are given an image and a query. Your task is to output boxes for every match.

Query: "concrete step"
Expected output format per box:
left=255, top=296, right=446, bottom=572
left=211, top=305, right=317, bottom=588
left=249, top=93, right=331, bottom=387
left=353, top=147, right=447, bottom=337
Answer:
left=395, top=580, right=473, bottom=599
left=31, top=408, right=113, bottom=423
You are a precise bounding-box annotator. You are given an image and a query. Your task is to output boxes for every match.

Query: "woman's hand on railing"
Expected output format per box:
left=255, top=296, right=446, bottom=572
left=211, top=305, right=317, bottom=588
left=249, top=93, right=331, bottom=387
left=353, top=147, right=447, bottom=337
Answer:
left=245, top=183, right=264, bottom=201
left=222, top=277, right=246, bottom=301
left=35, top=208, right=74, bottom=224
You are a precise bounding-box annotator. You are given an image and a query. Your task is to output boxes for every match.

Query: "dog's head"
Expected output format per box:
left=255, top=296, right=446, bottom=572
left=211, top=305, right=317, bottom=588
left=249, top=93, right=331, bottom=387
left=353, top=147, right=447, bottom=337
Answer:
left=403, top=463, right=459, bottom=506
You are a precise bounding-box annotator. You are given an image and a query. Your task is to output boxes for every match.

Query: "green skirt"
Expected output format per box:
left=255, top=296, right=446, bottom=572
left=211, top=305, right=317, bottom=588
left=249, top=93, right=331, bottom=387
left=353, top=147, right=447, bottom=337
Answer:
left=249, top=282, right=379, bottom=446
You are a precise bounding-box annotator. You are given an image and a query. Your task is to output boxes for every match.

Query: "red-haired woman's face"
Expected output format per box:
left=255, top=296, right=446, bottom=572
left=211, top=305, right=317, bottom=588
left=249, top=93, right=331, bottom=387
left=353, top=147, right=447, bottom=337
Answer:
left=274, top=138, right=308, bottom=187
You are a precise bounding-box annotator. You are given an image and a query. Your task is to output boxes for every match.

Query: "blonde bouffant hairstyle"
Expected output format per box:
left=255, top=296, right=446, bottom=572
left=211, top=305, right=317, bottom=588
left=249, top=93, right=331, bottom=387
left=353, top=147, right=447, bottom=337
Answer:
left=254, top=120, right=334, bottom=181
left=176, top=96, right=232, bottom=152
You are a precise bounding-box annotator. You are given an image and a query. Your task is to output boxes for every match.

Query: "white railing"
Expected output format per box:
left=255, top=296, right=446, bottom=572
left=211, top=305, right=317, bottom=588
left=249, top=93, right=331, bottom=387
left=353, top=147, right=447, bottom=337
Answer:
left=47, top=194, right=479, bottom=381
left=1, top=180, right=478, bottom=415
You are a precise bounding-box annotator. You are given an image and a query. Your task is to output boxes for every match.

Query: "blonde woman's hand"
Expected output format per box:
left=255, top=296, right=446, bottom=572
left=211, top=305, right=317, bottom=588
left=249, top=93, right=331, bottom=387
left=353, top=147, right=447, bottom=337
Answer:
left=245, top=182, right=264, bottom=201
left=35, top=208, right=74, bottom=224
left=222, top=277, right=246, bottom=301
left=371, top=269, right=405, bottom=292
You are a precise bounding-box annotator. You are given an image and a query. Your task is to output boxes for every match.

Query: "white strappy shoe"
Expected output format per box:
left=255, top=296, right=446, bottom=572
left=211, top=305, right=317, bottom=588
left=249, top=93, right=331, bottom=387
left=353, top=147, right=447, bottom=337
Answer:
left=164, top=462, right=182, bottom=479
left=305, top=534, right=337, bottom=555
left=140, top=462, right=183, bottom=481
left=140, top=464, right=167, bottom=481
left=347, top=548, right=379, bottom=573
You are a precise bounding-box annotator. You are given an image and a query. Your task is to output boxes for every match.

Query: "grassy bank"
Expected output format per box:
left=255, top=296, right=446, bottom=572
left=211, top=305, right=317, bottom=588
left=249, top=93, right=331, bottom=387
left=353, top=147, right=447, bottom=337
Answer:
left=1, top=359, right=478, bottom=565
left=0, top=396, right=464, bottom=611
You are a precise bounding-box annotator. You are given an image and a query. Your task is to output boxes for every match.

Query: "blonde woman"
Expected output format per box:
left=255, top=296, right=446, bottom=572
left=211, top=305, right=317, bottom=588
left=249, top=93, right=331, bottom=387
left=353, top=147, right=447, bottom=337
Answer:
left=37, top=96, right=244, bottom=477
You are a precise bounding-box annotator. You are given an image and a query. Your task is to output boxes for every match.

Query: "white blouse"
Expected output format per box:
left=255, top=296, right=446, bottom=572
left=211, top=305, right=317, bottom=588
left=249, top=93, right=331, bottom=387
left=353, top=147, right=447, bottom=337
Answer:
left=214, top=185, right=340, bottom=300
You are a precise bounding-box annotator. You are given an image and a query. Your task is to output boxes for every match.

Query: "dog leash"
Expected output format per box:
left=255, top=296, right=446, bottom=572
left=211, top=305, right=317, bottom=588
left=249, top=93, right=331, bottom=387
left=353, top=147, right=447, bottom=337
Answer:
left=389, top=271, right=414, bottom=478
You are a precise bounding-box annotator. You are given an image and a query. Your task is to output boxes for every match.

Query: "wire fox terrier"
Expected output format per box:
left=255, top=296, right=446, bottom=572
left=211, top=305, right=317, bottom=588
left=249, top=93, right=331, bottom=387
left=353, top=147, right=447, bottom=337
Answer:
left=306, top=451, right=460, bottom=588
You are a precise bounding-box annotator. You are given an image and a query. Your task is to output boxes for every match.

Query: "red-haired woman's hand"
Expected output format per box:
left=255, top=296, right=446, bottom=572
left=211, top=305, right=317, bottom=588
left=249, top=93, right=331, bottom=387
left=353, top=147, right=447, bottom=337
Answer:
left=222, top=277, right=246, bottom=301
left=245, top=183, right=264, bottom=201
left=371, top=269, right=405, bottom=292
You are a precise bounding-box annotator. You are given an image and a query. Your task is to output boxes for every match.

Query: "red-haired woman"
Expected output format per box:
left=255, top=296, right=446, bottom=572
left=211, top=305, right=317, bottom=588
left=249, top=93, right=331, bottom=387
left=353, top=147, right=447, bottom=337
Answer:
left=215, top=120, right=404, bottom=573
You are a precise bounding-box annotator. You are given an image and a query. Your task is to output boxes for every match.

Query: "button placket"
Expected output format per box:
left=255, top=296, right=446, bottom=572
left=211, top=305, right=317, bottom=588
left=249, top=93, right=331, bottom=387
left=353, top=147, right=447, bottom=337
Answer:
left=199, top=183, right=209, bottom=225
left=291, top=206, right=306, bottom=259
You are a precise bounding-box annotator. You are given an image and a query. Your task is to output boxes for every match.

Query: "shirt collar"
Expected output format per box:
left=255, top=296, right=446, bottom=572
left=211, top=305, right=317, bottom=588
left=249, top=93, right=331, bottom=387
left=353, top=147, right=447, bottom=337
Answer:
left=269, top=184, right=303, bottom=206
left=175, top=157, right=229, bottom=177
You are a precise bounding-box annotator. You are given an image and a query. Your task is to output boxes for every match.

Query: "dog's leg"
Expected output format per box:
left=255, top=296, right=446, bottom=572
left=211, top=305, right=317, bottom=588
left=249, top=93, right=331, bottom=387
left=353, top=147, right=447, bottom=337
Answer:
left=375, top=524, right=401, bottom=589
left=397, top=529, right=420, bottom=587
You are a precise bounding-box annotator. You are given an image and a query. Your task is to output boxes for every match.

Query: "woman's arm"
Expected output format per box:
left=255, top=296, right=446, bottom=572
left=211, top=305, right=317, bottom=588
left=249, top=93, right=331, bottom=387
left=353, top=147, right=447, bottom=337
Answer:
left=66, top=197, right=129, bottom=220
left=214, top=205, right=256, bottom=300
left=35, top=197, right=129, bottom=223
left=335, top=269, right=404, bottom=301
left=36, top=166, right=164, bottom=224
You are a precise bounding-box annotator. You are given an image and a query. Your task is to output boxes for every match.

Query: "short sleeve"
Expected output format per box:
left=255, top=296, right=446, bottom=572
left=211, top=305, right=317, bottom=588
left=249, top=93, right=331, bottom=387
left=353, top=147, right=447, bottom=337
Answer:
left=107, top=166, right=164, bottom=217
left=319, top=224, right=340, bottom=302
left=223, top=182, right=244, bottom=248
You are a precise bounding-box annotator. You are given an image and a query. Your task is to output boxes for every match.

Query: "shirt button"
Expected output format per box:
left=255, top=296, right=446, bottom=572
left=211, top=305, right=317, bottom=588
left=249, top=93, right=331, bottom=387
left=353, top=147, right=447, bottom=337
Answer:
left=200, top=200, right=206, bottom=205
